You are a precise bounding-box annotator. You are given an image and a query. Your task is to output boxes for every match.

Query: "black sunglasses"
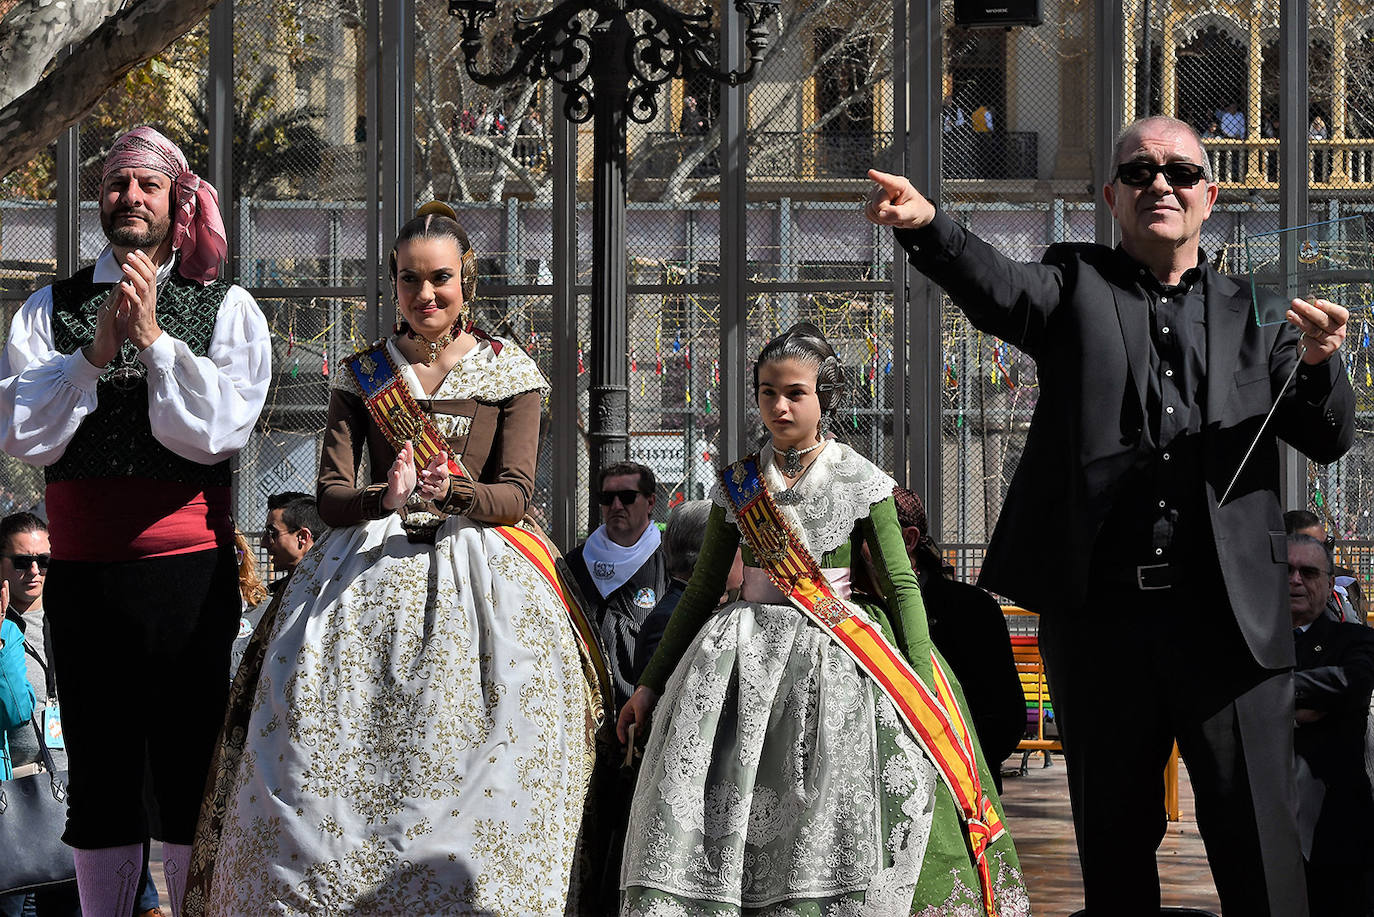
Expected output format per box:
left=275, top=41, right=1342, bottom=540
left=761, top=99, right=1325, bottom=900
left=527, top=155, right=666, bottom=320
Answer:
left=598, top=489, right=644, bottom=507
left=5, top=553, right=50, bottom=571
left=1114, top=160, right=1208, bottom=189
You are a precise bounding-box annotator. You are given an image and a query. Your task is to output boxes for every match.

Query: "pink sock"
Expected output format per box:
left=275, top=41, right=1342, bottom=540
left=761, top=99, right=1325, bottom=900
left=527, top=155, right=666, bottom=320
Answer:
left=72, top=845, right=143, bottom=917
left=162, top=842, right=192, bottom=917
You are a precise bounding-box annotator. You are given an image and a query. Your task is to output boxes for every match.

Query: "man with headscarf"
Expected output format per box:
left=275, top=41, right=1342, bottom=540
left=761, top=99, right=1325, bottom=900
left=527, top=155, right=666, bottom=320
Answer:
left=0, top=126, right=270, bottom=917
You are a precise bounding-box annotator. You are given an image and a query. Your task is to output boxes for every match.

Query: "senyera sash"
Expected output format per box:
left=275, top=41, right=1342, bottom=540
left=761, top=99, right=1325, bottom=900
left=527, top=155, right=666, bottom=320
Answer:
left=345, top=340, right=611, bottom=712
left=346, top=341, right=458, bottom=477
left=720, top=455, right=1006, bottom=917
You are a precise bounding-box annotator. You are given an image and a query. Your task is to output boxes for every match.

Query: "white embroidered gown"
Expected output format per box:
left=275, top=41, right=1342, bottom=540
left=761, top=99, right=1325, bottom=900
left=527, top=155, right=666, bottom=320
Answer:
left=195, top=339, right=596, bottom=915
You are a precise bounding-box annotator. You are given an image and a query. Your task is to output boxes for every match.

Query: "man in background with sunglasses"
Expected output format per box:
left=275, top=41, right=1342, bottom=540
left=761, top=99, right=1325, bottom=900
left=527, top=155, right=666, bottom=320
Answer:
left=866, top=115, right=1355, bottom=916
left=1285, top=508, right=1363, bottom=624
left=565, top=461, right=667, bottom=911
left=567, top=461, right=667, bottom=712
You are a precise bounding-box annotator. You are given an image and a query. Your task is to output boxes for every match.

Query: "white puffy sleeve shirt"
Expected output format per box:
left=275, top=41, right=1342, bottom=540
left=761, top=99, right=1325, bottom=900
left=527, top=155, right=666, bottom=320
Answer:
left=0, top=248, right=271, bottom=467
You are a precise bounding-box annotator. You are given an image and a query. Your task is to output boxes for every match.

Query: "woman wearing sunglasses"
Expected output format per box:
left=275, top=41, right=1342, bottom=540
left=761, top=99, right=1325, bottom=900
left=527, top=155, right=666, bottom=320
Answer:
left=865, top=116, right=1355, bottom=916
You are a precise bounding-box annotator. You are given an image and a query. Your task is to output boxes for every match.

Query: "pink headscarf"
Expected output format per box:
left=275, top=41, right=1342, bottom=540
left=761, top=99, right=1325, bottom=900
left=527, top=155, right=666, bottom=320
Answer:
left=102, top=126, right=228, bottom=285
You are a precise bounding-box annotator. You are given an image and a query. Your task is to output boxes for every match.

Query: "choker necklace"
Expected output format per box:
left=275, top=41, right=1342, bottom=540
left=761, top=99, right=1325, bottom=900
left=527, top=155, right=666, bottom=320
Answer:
left=403, top=319, right=464, bottom=366
left=778, top=439, right=823, bottom=477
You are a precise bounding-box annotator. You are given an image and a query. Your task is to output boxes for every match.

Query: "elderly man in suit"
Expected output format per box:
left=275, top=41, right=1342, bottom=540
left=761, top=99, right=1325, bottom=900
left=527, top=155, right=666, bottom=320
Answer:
left=1289, top=533, right=1374, bottom=916
left=865, top=115, right=1355, bottom=916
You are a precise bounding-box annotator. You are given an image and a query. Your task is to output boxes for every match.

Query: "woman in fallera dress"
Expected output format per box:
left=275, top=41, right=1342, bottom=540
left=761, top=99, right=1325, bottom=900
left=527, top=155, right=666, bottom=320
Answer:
left=185, top=203, right=599, bottom=916
left=617, top=323, right=1029, bottom=917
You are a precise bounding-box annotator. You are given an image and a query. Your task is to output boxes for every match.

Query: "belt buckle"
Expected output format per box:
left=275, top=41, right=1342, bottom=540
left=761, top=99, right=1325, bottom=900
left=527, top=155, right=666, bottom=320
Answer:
left=1136, top=563, right=1172, bottom=591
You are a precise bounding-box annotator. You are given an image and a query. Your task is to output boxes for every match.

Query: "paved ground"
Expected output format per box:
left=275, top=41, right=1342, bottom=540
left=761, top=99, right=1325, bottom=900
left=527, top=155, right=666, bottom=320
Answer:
left=998, top=753, right=1223, bottom=915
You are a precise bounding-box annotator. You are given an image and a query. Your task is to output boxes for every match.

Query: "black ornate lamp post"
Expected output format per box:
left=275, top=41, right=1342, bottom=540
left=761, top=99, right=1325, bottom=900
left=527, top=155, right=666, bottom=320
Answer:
left=448, top=0, right=777, bottom=517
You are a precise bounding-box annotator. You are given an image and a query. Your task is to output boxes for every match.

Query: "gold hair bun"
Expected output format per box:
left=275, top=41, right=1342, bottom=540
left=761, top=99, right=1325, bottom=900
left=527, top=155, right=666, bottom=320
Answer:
left=416, top=200, right=458, bottom=221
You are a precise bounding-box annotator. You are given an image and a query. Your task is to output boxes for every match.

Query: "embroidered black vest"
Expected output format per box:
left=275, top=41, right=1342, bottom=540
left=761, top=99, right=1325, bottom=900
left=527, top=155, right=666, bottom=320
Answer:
left=45, top=265, right=233, bottom=488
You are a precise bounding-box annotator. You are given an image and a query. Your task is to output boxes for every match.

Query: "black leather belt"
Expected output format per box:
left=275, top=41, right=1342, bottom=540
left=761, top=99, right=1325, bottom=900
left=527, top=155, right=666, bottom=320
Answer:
left=1134, top=563, right=1173, bottom=590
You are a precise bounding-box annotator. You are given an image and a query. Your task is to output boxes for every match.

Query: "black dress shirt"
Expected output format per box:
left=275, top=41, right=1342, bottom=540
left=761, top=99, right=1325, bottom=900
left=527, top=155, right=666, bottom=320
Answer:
left=1092, top=250, right=1212, bottom=582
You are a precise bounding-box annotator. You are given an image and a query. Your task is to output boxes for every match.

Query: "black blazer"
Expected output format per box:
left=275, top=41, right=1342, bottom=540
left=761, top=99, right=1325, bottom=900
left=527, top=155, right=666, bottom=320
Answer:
left=1294, top=613, right=1374, bottom=860
left=898, top=212, right=1355, bottom=669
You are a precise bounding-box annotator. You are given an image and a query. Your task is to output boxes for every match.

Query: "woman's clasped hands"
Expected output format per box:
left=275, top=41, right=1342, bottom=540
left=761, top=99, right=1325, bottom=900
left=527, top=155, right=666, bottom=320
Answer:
left=382, top=440, right=452, bottom=511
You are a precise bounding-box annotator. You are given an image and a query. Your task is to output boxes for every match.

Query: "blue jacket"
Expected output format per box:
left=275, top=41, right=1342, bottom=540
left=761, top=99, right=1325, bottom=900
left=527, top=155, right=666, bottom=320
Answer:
left=0, top=618, right=37, bottom=779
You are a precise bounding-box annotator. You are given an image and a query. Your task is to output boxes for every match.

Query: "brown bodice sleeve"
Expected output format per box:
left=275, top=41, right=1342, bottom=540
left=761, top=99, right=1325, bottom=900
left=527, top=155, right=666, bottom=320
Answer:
left=315, top=385, right=541, bottom=529
left=433, top=389, right=540, bottom=524
left=316, top=387, right=390, bottom=527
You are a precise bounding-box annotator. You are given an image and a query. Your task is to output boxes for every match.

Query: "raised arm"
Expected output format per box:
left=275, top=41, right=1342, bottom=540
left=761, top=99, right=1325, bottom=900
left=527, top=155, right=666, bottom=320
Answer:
left=1267, top=298, right=1356, bottom=464
left=316, top=388, right=390, bottom=527
left=865, top=168, right=1067, bottom=358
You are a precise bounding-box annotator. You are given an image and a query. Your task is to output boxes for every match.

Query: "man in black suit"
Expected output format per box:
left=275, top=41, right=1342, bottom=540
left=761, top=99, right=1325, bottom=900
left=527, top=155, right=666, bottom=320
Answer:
left=1289, top=534, right=1374, bottom=916
left=865, top=115, right=1356, bottom=916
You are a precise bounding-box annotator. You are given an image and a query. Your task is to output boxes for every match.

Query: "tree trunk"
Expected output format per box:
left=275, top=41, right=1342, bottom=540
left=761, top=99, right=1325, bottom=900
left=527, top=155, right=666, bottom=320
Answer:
left=0, top=0, right=219, bottom=182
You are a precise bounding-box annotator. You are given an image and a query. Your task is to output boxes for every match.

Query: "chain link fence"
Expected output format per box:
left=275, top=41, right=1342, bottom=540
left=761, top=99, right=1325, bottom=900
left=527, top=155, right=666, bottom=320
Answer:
left=938, top=0, right=1095, bottom=580
left=2, top=0, right=1371, bottom=580
left=229, top=0, right=363, bottom=573
left=743, top=0, right=898, bottom=512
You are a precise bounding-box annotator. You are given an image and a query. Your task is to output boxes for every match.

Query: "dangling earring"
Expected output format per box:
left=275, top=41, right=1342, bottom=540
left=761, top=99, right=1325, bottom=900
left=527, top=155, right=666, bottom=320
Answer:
left=392, top=294, right=404, bottom=335
left=818, top=412, right=831, bottom=439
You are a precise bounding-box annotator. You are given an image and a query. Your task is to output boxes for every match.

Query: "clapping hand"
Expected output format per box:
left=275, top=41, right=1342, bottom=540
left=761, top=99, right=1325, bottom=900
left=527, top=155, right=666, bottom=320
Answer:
left=383, top=440, right=418, bottom=511
left=416, top=450, right=451, bottom=504
left=82, top=285, right=131, bottom=368
left=121, top=250, right=161, bottom=351
left=81, top=249, right=158, bottom=368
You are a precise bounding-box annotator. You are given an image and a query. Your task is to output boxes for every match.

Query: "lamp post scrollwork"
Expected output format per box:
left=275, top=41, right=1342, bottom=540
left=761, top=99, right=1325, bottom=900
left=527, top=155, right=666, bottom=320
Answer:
left=448, top=0, right=777, bottom=525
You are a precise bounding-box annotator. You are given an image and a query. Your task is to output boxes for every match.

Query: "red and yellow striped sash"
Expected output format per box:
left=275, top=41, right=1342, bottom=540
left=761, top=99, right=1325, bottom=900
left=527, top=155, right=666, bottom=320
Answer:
left=346, top=342, right=609, bottom=712
left=721, top=455, right=1005, bottom=917
left=490, top=523, right=611, bottom=712
left=345, top=342, right=459, bottom=476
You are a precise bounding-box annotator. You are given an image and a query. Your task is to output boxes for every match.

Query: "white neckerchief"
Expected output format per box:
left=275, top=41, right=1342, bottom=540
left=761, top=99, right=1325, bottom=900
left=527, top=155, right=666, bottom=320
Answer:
left=581, top=522, right=661, bottom=598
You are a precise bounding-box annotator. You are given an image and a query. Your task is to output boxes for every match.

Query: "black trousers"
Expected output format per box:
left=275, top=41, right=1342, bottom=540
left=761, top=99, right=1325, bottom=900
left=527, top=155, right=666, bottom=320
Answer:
left=44, top=546, right=239, bottom=848
left=1038, top=575, right=1308, bottom=917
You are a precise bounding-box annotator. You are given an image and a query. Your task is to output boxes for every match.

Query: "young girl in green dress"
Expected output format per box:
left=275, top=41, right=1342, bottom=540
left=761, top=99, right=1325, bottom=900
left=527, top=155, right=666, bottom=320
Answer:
left=617, top=322, right=1028, bottom=917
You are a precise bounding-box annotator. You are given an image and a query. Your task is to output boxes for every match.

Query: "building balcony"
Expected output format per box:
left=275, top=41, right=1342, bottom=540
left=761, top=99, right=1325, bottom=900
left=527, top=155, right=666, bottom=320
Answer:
left=1204, top=137, right=1374, bottom=190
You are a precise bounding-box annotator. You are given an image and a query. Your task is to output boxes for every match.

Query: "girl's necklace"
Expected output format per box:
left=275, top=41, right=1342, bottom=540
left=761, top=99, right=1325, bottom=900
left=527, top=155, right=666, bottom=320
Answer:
left=779, top=439, right=823, bottom=477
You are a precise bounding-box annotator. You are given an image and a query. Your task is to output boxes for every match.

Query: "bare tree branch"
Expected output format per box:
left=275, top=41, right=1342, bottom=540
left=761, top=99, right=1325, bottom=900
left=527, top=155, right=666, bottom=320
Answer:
left=415, top=89, right=476, bottom=202
left=0, top=0, right=218, bottom=182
